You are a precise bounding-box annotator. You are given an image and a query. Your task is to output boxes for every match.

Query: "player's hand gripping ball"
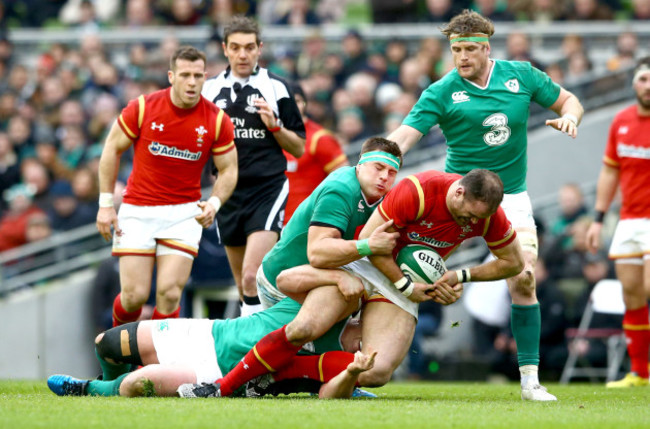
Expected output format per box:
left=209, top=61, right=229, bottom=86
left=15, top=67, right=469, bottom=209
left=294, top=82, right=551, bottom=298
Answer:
left=396, top=245, right=446, bottom=284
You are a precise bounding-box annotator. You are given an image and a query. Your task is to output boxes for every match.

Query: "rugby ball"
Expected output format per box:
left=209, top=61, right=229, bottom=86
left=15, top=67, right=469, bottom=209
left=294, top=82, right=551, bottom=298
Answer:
left=396, top=245, right=446, bottom=284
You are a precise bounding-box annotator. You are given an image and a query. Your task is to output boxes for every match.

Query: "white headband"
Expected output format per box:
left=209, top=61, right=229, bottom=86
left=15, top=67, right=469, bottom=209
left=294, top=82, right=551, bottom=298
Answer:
left=633, top=64, right=650, bottom=84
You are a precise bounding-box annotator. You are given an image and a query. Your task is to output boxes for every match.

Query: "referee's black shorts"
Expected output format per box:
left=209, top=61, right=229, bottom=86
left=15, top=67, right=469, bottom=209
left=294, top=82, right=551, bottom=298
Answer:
left=216, top=174, right=288, bottom=247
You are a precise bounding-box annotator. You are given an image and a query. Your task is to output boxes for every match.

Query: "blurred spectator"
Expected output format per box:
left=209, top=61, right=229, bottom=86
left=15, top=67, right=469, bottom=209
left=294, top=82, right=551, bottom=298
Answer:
left=24, top=211, right=53, bottom=244
left=415, top=37, right=448, bottom=83
left=564, top=51, right=593, bottom=86
left=296, top=31, right=328, bottom=79
left=510, top=0, right=568, bottom=22
left=370, top=0, right=417, bottom=23
left=557, top=34, right=585, bottom=73
left=551, top=183, right=588, bottom=242
left=0, top=183, right=44, bottom=252
left=398, top=57, right=429, bottom=98
left=275, top=0, right=321, bottom=25
left=165, top=0, right=203, bottom=26
left=59, top=0, right=120, bottom=27
left=471, top=0, right=514, bottom=21
left=0, top=132, right=21, bottom=213
left=71, top=166, right=98, bottom=211
left=344, top=71, right=382, bottom=135
left=7, top=115, right=34, bottom=161
left=339, top=30, right=369, bottom=85
left=506, top=31, right=544, bottom=70
left=20, top=158, right=52, bottom=212
left=545, top=215, right=593, bottom=282
left=606, top=32, right=638, bottom=72
left=123, top=0, right=157, bottom=27
left=630, top=0, right=650, bottom=20
left=421, top=0, right=461, bottom=22
left=567, top=0, right=614, bottom=20
left=545, top=62, right=565, bottom=85
left=383, top=39, right=408, bottom=84
left=46, top=180, right=95, bottom=232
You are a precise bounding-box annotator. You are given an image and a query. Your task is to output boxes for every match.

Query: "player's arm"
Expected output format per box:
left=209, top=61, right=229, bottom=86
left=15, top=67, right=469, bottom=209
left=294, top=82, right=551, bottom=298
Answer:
left=276, top=265, right=363, bottom=303
left=306, top=219, right=398, bottom=268
left=586, top=164, right=620, bottom=253
left=96, top=121, right=133, bottom=241
left=195, top=148, right=238, bottom=228
left=432, top=239, right=524, bottom=296
left=254, top=97, right=305, bottom=157
left=358, top=210, right=457, bottom=305
left=386, top=124, right=423, bottom=155
left=318, top=350, right=376, bottom=399
left=545, top=87, right=584, bottom=138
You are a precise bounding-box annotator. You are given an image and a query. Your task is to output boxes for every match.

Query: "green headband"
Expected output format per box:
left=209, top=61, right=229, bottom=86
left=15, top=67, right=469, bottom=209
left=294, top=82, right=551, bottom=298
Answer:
left=450, top=36, right=490, bottom=44
left=358, top=151, right=401, bottom=170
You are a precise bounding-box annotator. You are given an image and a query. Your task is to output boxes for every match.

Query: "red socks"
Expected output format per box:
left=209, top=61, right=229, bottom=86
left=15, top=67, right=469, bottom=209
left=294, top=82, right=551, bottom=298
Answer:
left=273, top=351, right=356, bottom=383
left=623, top=304, right=650, bottom=378
left=218, top=325, right=301, bottom=396
left=112, top=293, right=142, bottom=327
left=152, top=307, right=180, bottom=320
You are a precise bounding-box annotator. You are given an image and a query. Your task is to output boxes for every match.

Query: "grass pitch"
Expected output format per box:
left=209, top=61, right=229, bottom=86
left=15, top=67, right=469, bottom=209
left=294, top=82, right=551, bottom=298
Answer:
left=2, top=380, right=649, bottom=429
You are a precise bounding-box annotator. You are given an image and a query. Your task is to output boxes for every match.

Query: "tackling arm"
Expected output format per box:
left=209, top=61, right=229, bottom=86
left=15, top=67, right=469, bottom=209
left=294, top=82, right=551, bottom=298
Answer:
left=386, top=124, right=423, bottom=155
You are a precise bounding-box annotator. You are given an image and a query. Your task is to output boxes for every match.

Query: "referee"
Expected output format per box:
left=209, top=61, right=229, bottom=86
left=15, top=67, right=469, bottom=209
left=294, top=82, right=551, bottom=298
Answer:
left=202, top=16, right=305, bottom=316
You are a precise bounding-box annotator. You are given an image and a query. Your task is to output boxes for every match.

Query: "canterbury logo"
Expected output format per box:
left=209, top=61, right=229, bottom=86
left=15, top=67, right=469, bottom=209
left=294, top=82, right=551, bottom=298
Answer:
left=151, top=122, right=164, bottom=131
left=452, top=91, right=470, bottom=103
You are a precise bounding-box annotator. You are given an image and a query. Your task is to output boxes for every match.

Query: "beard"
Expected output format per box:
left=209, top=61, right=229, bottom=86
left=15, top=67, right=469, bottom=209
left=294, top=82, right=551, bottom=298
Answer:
left=636, top=92, right=650, bottom=110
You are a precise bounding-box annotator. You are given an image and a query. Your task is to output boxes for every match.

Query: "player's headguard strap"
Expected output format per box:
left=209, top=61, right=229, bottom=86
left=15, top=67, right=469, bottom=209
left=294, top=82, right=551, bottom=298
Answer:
left=358, top=151, right=401, bottom=170
left=449, top=33, right=490, bottom=44
left=633, top=63, right=650, bottom=84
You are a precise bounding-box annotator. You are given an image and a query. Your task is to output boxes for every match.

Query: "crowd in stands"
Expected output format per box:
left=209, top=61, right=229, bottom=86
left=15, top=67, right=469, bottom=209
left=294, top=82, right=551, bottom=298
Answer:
left=0, top=1, right=642, bottom=379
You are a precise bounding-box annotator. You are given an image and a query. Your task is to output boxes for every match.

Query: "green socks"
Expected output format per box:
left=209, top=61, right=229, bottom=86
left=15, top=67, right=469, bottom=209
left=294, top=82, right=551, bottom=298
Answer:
left=95, top=348, right=131, bottom=381
left=87, top=373, right=129, bottom=397
left=510, top=303, right=541, bottom=367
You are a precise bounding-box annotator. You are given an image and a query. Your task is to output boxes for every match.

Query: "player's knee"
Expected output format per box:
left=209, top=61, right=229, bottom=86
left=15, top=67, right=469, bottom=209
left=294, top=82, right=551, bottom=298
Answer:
left=119, top=375, right=145, bottom=397
left=285, top=320, right=317, bottom=344
left=156, top=286, right=182, bottom=307
left=241, top=269, right=258, bottom=293
left=361, top=366, right=392, bottom=387
left=120, top=289, right=149, bottom=310
left=95, top=322, right=142, bottom=365
left=511, top=268, right=535, bottom=295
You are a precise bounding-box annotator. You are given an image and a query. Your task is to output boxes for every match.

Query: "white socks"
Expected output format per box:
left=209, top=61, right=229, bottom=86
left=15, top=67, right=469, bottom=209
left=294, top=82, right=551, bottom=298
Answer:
left=520, top=365, right=539, bottom=388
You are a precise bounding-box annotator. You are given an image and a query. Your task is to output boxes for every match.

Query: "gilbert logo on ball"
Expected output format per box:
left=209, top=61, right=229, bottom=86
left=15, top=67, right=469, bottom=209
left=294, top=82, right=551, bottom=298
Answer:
left=396, top=245, right=446, bottom=284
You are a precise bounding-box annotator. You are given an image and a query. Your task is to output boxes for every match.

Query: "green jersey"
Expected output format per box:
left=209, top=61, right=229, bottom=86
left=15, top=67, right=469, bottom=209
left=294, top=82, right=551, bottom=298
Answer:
left=404, top=60, right=560, bottom=194
left=212, top=298, right=347, bottom=375
left=262, top=166, right=379, bottom=288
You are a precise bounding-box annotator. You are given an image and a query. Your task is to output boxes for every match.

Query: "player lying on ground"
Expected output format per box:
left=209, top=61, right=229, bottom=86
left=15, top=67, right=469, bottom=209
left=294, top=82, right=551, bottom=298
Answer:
left=47, top=298, right=375, bottom=399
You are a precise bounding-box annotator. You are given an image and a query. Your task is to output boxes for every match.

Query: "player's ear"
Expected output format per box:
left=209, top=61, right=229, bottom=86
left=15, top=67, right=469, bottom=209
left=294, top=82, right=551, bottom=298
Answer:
left=168, top=70, right=174, bottom=85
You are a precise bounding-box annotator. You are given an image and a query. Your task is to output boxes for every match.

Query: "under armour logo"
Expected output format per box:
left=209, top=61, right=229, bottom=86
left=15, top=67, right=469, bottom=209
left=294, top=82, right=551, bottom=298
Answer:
left=420, top=220, right=434, bottom=228
left=151, top=122, right=164, bottom=131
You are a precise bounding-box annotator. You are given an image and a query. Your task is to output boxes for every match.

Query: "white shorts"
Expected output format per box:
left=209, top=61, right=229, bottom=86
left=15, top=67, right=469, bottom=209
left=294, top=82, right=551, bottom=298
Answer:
left=501, top=192, right=537, bottom=255
left=113, top=202, right=202, bottom=260
left=342, top=258, right=418, bottom=320
left=151, top=319, right=222, bottom=384
left=609, top=218, right=650, bottom=263
left=256, top=265, right=288, bottom=310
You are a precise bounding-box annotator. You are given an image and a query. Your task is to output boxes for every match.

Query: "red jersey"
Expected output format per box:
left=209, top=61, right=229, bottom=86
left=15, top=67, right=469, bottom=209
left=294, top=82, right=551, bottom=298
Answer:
left=603, top=104, right=650, bottom=219
left=284, top=119, right=347, bottom=223
left=118, top=88, right=235, bottom=206
left=378, top=171, right=516, bottom=260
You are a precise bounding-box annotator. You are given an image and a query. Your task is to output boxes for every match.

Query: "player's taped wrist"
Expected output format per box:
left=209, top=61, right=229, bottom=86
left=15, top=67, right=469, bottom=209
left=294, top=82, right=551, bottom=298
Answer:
left=267, top=124, right=281, bottom=133
left=355, top=239, right=372, bottom=256
left=562, top=113, right=578, bottom=126
left=455, top=269, right=471, bottom=283
left=394, top=276, right=414, bottom=297
left=99, top=192, right=114, bottom=208
left=207, top=196, right=222, bottom=213
left=594, top=210, right=605, bottom=223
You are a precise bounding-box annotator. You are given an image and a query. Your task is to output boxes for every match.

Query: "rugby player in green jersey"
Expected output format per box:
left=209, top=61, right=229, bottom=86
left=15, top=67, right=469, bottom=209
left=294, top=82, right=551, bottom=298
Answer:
left=387, top=10, right=585, bottom=401
left=47, top=299, right=375, bottom=399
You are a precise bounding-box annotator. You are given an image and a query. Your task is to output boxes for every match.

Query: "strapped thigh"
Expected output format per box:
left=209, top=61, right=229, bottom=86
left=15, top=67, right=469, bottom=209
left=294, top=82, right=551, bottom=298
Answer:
left=95, top=322, right=143, bottom=366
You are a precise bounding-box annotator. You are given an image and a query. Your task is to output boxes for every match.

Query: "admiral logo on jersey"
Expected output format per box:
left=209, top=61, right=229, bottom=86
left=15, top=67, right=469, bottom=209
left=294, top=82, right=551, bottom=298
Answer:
left=148, top=141, right=202, bottom=161
left=407, top=231, right=454, bottom=248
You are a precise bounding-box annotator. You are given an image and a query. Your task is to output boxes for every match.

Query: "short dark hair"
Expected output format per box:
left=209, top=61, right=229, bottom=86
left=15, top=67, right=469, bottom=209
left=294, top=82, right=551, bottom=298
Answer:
left=360, top=137, right=402, bottom=168
left=459, top=169, right=503, bottom=213
left=223, top=15, right=260, bottom=46
left=170, top=46, right=206, bottom=70
left=440, top=10, right=495, bottom=40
